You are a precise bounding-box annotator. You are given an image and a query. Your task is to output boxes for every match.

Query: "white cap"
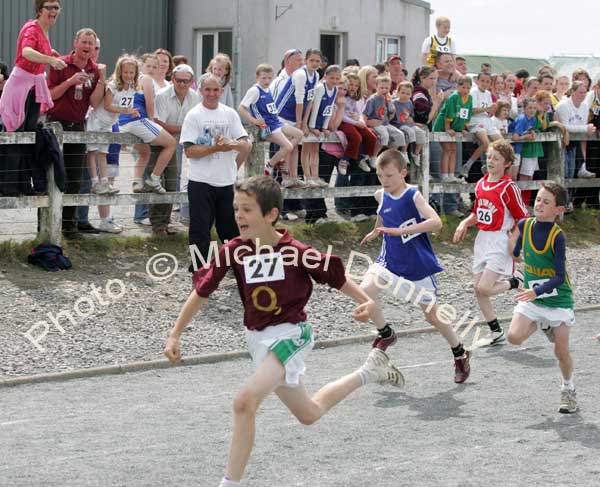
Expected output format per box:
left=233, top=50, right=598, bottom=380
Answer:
left=172, top=64, right=194, bottom=77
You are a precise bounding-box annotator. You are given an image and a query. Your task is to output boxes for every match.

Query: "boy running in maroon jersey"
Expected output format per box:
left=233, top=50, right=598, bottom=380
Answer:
left=164, top=176, right=404, bottom=487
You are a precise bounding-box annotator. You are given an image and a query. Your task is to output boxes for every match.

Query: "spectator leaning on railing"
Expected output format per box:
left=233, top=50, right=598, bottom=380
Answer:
left=46, top=27, right=105, bottom=238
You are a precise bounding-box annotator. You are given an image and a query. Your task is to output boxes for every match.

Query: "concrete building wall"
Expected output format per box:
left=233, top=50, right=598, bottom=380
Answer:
left=173, top=0, right=430, bottom=104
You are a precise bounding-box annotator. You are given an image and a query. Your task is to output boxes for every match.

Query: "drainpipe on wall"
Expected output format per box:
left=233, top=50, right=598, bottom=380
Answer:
left=234, top=0, right=242, bottom=107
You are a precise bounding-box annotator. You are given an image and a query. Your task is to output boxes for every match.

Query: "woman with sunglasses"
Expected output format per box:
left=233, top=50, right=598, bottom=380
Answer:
left=0, top=0, right=66, bottom=194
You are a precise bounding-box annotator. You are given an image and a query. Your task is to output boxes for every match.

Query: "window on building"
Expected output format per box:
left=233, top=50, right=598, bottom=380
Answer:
left=194, top=30, right=233, bottom=75
left=376, top=35, right=404, bottom=64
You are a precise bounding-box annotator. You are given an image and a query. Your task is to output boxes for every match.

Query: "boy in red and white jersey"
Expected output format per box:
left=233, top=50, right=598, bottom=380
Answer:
left=454, top=139, right=529, bottom=345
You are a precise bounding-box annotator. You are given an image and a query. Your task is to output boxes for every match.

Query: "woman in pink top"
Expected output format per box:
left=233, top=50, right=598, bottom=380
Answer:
left=0, top=0, right=66, bottom=195
left=0, top=0, right=66, bottom=132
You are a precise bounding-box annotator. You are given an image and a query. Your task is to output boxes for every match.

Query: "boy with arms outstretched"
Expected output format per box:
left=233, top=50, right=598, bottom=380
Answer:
left=360, top=149, right=471, bottom=384
left=506, top=182, right=577, bottom=413
left=164, top=176, right=404, bottom=487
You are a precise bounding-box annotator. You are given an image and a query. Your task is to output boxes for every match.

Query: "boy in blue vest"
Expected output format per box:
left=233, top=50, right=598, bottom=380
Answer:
left=360, top=149, right=471, bottom=383
left=506, top=182, right=577, bottom=413
left=238, top=64, right=303, bottom=176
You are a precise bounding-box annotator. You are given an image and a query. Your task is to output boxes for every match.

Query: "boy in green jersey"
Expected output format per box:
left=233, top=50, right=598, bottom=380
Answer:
left=432, top=75, right=473, bottom=183
left=506, top=182, right=577, bottom=413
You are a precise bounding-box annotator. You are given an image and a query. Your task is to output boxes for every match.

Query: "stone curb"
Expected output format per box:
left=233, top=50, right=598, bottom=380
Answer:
left=2, top=305, right=599, bottom=388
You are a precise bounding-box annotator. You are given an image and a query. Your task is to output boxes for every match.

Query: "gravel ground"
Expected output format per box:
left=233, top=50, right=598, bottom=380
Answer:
left=1, top=242, right=598, bottom=378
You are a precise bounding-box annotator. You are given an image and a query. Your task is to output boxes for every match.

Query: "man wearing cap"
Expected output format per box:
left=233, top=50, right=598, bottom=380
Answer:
left=152, top=64, right=200, bottom=235
left=386, top=55, right=404, bottom=94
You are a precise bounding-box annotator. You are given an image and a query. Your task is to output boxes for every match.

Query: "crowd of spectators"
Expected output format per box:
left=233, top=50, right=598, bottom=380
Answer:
left=1, top=4, right=599, bottom=245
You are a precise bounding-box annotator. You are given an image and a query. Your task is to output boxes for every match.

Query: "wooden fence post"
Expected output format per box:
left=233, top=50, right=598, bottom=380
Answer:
left=546, top=128, right=564, bottom=186
left=38, top=122, right=64, bottom=245
left=245, top=125, right=266, bottom=178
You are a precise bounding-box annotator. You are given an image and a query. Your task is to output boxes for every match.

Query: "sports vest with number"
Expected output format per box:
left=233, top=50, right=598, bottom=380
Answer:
left=376, top=187, right=443, bottom=281
left=474, top=174, right=521, bottom=231
left=522, top=218, right=573, bottom=309
left=314, top=83, right=337, bottom=129
left=250, top=84, right=280, bottom=130
left=276, top=67, right=317, bottom=122
left=427, top=35, right=453, bottom=65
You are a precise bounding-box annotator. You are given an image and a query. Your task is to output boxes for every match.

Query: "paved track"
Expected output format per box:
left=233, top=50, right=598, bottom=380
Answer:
left=2, top=311, right=599, bottom=487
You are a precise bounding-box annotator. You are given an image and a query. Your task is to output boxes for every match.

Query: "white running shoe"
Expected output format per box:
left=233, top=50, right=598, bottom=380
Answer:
left=558, top=389, right=578, bottom=414
left=359, top=349, right=405, bottom=388
left=91, top=182, right=111, bottom=195
left=316, top=178, right=329, bottom=187
left=132, top=179, right=145, bottom=193
left=144, top=176, right=166, bottom=194
left=368, top=157, right=378, bottom=169
left=488, top=329, right=507, bottom=346
left=577, top=166, right=596, bottom=178
left=98, top=220, right=123, bottom=234
left=358, top=159, right=371, bottom=173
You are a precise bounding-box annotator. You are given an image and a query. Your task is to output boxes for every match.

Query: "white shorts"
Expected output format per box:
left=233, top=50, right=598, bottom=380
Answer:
left=106, top=164, right=119, bottom=179
left=278, top=117, right=296, bottom=127
left=469, top=117, right=500, bottom=138
left=246, top=322, right=314, bottom=388
left=367, top=263, right=438, bottom=306
left=119, top=118, right=162, bottom=144
left=513, top=154, right=521, bottom=168
left=86, top=117, right=115, bottom=153
left=519, top=157, right=539, bottom=177
left=473, top=230, right=514, bottom=277
left=514, top=301, right=575, bottom=329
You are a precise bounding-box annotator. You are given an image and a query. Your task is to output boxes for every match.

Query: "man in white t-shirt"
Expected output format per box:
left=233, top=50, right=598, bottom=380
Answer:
left=180, top=74, right=251, bottom=270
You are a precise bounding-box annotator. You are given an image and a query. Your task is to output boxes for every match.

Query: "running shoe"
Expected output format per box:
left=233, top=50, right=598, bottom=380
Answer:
left=558, top=389, right=578, bottom=414
left=453, top=350, right=471, bottom=384
left=372, top=328, right=398, bottom=352
left=360, top=349, right=405, bottom=388
left=483, top=329, right=506, bottom=346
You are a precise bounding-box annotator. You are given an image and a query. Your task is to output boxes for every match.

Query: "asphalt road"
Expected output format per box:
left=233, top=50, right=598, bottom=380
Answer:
left=2, top=310, right=599, bottom=487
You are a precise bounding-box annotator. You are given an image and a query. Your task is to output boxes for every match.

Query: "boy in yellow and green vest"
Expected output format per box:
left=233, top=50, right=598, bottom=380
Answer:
left=505, top=182, right=577, bottom=414
left=421, top=16, right=455, bottom=67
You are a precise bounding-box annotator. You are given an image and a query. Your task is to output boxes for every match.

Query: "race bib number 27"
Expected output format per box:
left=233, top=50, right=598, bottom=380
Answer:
left=243, top=253, right=285, bottom=284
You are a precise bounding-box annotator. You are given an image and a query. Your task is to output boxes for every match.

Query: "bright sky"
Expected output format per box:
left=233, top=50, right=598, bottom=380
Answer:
left=429, top=0, right=600, bottom=59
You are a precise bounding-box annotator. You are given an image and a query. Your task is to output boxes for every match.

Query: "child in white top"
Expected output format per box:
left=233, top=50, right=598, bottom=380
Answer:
left=200, top=53, right=234, bottom=107
left=461, top=72, right=500, bottom=178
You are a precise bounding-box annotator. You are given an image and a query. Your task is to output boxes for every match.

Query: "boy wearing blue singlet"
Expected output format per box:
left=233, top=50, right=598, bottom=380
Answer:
left=360, top=149, right=471, bottom=383
left=238, top=64, right=303, bottom=176
left=506, top=182, right=578, bottom=413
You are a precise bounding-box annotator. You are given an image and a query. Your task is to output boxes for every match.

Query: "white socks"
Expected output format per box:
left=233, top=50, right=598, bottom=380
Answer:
left=561, top=376, right=575, bottom=392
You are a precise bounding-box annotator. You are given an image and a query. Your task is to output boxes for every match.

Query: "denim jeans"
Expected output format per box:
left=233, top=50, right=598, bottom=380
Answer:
left=133, top=151, right=150, bottom=222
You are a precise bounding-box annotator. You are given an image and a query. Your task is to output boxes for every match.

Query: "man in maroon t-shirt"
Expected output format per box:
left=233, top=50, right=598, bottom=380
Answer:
left=47, top=27, right=106, bottom=237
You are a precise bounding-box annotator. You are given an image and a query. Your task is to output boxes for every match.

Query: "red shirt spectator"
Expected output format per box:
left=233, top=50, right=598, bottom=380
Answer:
left=15, top=19, right=53, bottom=75
left=47, top=50, right=99, bottom=123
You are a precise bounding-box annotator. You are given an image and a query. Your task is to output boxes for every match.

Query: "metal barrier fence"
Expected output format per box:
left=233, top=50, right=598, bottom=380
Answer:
left=1, top=124, right=599, bottom=245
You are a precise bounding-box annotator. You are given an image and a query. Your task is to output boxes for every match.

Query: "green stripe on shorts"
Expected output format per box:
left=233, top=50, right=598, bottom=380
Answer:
left=270, top=323, right=313, bottom=365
